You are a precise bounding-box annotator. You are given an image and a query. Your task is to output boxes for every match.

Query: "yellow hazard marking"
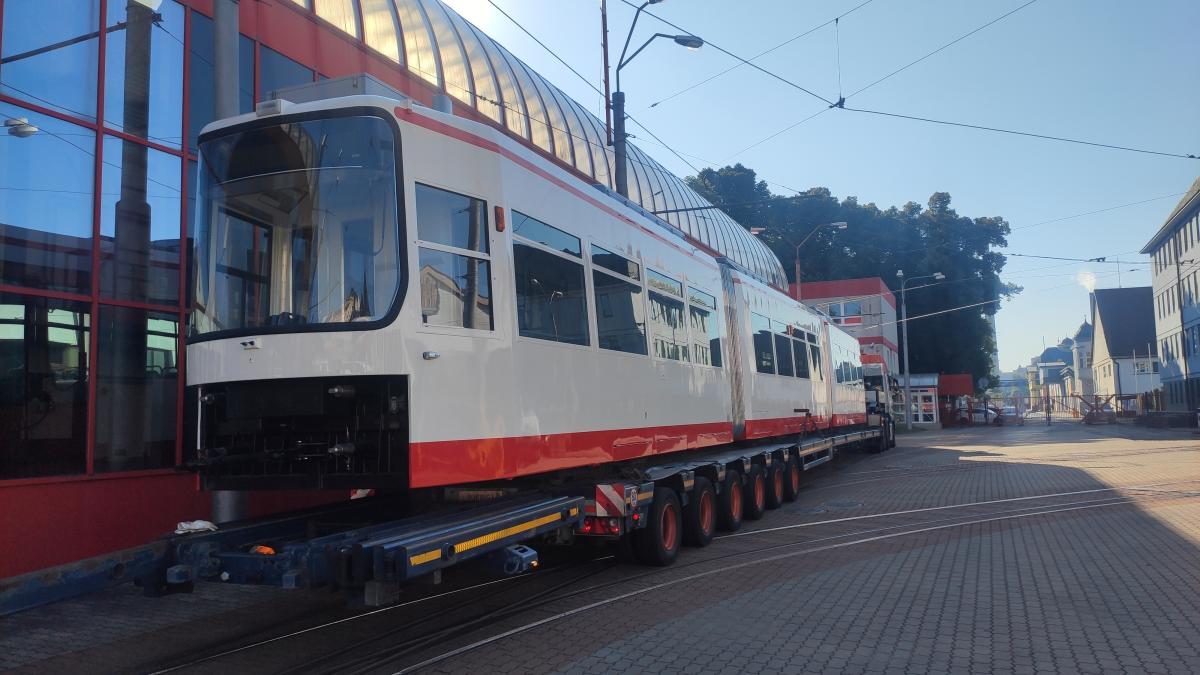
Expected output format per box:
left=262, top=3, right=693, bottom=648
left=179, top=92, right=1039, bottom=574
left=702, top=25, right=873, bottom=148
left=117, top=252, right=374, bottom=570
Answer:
left=409, top=549, right=441, bottom=566
left=638, top=491, right=653, bottom=503
left=407, top=509, right=572, bottom=567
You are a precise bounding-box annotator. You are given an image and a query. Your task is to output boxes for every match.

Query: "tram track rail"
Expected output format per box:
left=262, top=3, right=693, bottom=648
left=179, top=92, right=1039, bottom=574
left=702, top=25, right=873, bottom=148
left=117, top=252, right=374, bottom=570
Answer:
left=389, top=484, right=1200, bottom=674
left=151, top=477, right=1200, bottom=675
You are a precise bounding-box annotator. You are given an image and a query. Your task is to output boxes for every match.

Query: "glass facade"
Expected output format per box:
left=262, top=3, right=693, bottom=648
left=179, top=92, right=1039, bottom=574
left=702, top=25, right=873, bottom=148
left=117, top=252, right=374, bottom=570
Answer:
left=0, top=0, right=781, bottom=484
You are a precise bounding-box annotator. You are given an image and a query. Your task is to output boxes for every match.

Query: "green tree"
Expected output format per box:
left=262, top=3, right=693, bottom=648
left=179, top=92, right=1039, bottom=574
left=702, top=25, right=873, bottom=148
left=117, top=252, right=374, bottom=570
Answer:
left=686, top=166, right=1019, bottom=388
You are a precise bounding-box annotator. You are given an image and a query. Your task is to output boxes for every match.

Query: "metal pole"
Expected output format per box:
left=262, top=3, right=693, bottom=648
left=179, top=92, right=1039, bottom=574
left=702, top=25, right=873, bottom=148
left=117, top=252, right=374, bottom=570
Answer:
left=600, top=0, right=613, bottom=146
left=110, top=2, right=155, bottom=474
left=794, top=244, right=802, bottom=301
left=1172, top=245, right=1192, bottom=412
left=901, top=280, right=912, bottom=431
left=612, top=90, right=627, bottom=197
left=212, top=0, right=247, bottom=524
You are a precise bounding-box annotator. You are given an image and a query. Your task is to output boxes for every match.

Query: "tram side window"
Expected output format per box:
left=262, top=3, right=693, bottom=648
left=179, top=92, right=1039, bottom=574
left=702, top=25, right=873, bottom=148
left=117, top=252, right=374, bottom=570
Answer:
left=752, top=312, right=774, bottom=374
left=648, top=270, right=688, bottom=362
left=415, top=184, right=493, bottom=330
left=688, top=287, right=721, bottom=367
left=793, top=337, right=810, bottom=379
left=591, top=245, right=646, bottom=355
left=773, top=320, right=794, bottom=377
left=513, top=212, right=588, bottom=345
left=810, top=344, right=823, bottom=380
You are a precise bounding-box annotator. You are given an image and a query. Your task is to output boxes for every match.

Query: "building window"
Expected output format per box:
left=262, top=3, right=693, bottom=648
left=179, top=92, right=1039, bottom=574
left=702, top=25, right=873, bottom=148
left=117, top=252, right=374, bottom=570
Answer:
left=0, top=294, right=91, bottom=479
left=187, top=13, right=255, bottom=148
left=258, top=45, right=314, bottom=101
left=360, top=0, right=403, bottom=64
left=99, top=137, right=182, bottom=306
left=0, top=0, right=101, bottom=121
left=688, top=287, right=721, bottom=367
left=513, top=213, right=587, bottom=345
left=752, top=312, right=774, bottom=374
left=0, top=103, right=96, bottom=294
left=773, top=320, right=794, bottom=377
left=103, top=0, right=185, bottom=149
left=416, top=184, right=492, bottom=330
left=648, top=270, right=688, bottom=362
left=315, top=0, right=361, bottom=38
left=94, top=307, right=177, bottom=472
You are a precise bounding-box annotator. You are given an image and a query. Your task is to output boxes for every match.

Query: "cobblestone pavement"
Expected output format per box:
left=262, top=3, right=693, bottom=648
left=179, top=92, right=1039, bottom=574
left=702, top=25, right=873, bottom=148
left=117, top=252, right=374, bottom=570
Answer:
left=3, top=423, right=1198, bottom=674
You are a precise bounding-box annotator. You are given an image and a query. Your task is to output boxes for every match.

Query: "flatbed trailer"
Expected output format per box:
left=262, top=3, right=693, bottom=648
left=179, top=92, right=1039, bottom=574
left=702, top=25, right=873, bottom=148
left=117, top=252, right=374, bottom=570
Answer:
left=0, top=421, right=892, bottom=616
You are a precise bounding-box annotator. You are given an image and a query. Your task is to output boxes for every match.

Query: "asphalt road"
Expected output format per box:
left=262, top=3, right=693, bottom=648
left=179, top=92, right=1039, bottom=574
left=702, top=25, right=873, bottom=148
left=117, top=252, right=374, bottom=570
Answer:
left=4, top=422, right=1198, bottom=675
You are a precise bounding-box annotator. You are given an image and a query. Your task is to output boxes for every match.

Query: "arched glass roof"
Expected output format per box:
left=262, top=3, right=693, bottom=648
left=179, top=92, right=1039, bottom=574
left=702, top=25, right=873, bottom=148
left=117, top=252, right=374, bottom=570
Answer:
left=311, top=0, right=787, bottom=287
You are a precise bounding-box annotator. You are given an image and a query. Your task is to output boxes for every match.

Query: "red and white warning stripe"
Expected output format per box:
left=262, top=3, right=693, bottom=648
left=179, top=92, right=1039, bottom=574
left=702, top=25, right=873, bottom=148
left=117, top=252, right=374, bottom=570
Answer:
left=594, top=483, right=627, bottom=517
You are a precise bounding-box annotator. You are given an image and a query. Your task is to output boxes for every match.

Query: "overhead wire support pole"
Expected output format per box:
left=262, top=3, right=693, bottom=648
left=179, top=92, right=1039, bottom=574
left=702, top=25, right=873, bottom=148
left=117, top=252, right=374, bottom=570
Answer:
left=212, top=0, right=247, bottom=525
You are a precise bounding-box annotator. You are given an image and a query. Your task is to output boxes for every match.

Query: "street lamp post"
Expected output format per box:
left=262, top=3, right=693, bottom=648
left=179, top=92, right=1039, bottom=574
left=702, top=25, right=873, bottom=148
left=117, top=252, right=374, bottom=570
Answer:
left=792, top=222, right=847, bottom=301
left=896, top=270, right=945, bottom=430
left=611, top=1, right=702, bottom=197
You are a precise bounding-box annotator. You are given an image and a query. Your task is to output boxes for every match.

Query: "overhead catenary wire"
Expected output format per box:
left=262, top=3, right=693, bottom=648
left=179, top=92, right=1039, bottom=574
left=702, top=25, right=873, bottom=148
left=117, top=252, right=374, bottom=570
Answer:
left=1014, top=189, right=1200, bottom=230
left=484, top=0, right=700, bottom=172
left=619, top=0, right=834, bottom=107
left=843, top=0, right=1040, bottom=99
left=840, top=106, right=1200, bottom=160
left=647, top=0, right=880, bottom=109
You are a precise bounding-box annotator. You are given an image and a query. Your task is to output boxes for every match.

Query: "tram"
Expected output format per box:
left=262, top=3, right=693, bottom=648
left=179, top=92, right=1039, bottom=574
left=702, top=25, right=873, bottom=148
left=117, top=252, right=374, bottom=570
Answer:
left=186, top=80, right=870, bottom=495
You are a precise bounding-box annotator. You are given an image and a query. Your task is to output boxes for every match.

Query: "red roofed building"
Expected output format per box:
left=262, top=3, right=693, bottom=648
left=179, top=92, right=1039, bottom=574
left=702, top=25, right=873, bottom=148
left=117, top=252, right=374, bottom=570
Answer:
left=795, top=278, right=900, bottom=380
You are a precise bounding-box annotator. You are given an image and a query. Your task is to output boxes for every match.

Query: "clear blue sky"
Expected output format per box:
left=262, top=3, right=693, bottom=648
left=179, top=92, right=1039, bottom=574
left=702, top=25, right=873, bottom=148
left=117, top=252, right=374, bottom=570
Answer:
left=444, top=0, right=1200, bottom=371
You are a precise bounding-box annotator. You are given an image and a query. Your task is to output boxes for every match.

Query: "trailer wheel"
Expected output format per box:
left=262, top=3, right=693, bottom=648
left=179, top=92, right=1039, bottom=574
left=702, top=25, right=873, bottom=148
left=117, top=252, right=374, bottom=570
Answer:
left=683, top=477, right=716, bottom=547
left=782, top=458, right=802, bottom=502
left=765, top=463, right=785, bottom=509
left=743, top=465, right=767, bottom=521
left=717, top=469, right=744, bottom=531
left=634, top=487, right=682, bottom=566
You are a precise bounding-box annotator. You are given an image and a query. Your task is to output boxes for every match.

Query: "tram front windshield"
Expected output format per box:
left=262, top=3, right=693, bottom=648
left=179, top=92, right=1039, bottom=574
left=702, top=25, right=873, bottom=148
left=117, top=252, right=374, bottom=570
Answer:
left=191, top=114, right=400, bottom=337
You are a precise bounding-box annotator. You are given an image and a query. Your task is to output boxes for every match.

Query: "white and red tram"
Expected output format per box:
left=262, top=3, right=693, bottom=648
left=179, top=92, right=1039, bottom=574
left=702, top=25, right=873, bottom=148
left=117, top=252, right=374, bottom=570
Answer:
left=187, top=85, right=871, bottom=497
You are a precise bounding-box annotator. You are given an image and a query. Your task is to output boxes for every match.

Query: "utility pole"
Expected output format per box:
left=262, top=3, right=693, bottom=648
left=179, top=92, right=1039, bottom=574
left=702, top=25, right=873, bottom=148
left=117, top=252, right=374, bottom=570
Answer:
left=211, top=0, right=247, bottom=524
left=896, top=270, right=944, bottom=430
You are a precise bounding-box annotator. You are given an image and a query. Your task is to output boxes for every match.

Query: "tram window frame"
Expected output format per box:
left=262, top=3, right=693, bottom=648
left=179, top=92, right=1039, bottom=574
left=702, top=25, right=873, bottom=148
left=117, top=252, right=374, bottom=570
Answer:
left=688, top=286, right=722, bottom=368
left=647, top=269, right=689, bottom=363
left=773, top=319, right=794, bottom=377
left=414, top=183, right=494, bottom=332
left=751, top=312, right=775, bottom=374
left=512, top=212, right=590, bottom=346
left=809, top=343, right=823, bottom=380
left=590, top=245, right=647, bottom=356
left=793, top=334, right=811, bottom=379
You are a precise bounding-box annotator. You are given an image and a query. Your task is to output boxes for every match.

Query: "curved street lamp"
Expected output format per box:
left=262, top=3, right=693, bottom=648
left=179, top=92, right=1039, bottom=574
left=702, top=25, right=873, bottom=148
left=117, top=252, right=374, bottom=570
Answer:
left=896, top=270, right=946, bottom=430
left=611, top=1, right=703, bottom=197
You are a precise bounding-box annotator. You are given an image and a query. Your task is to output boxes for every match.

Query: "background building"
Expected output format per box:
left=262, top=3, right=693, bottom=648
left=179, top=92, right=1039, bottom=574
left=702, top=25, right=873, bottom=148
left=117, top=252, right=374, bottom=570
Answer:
left=0, top=0, right=775, bottom=578
left=797, top=278, right=900, bottom=379
left=1141, top=177, right=1200, bottom=412
left=1090, top=287, right=1160, bottom=410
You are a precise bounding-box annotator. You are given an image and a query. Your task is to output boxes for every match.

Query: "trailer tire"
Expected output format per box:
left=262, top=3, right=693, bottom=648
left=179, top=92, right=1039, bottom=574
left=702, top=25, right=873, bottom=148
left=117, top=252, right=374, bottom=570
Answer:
left=782, top=458, right=802, bottom=502
left=765, top=463, right=785, bottom=509
left=683, top=477, right=716, bottom=547
left=634, top=487, right=682, bottom=566
left=717, top=469, right=744, bottom=532
left=743, top=465, right=767, bottom=521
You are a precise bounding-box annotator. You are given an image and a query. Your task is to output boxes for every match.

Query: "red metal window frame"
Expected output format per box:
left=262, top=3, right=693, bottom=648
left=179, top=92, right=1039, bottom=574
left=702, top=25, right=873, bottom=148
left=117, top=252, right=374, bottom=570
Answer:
left=0, top=0, right=196, bottom=483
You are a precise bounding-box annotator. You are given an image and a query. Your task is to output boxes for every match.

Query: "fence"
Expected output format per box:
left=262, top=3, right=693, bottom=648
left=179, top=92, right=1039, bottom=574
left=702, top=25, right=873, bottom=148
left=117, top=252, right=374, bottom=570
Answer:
left=946, top=392, right=1168, bottom=427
